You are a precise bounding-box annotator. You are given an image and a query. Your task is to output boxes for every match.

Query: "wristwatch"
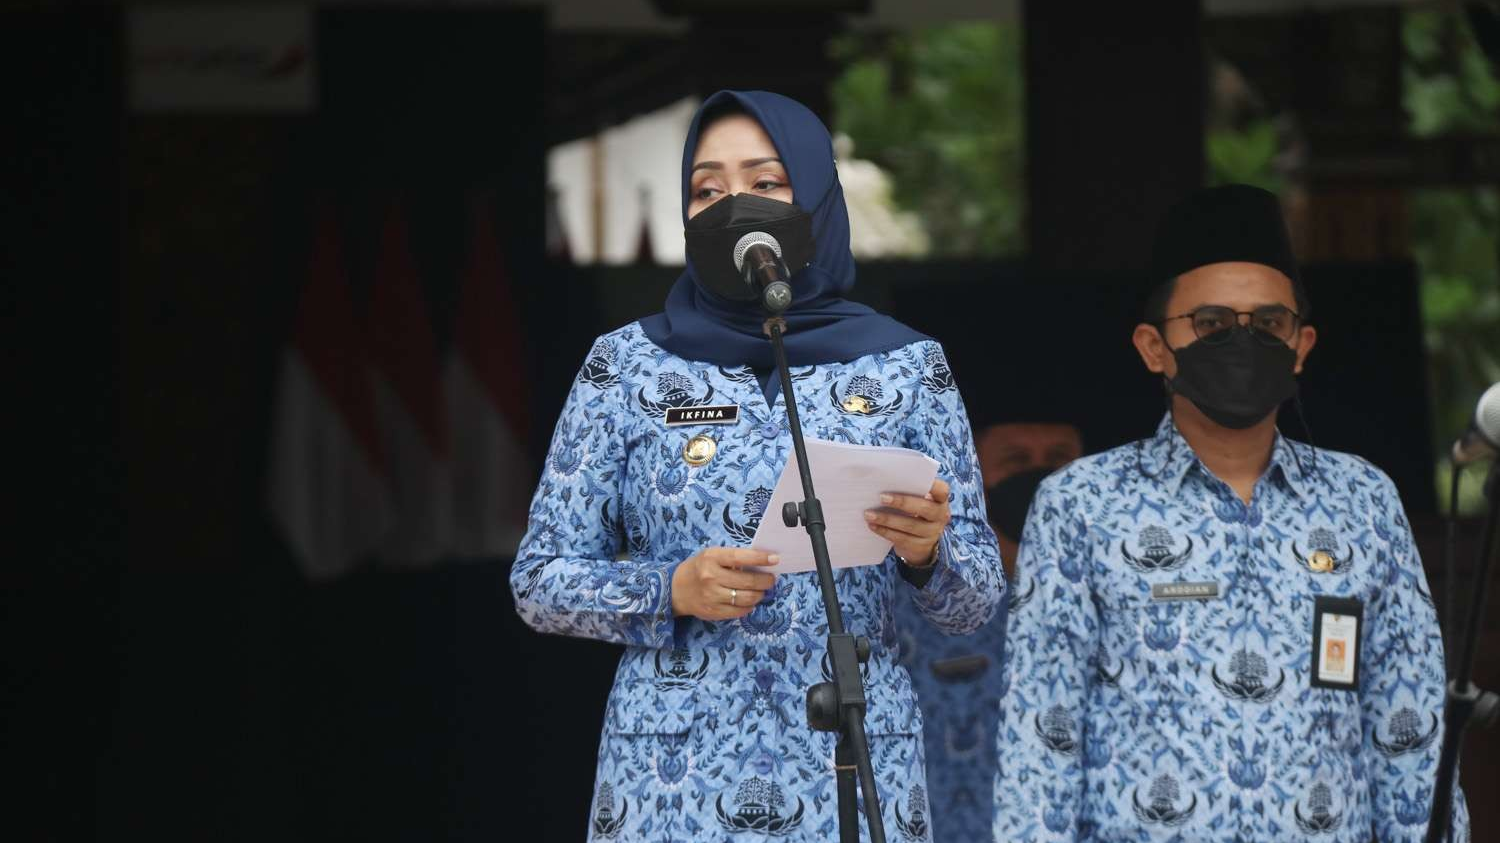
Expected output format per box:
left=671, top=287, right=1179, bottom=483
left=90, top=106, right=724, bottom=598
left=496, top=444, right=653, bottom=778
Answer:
left=896, top=550, right=936, bottom=569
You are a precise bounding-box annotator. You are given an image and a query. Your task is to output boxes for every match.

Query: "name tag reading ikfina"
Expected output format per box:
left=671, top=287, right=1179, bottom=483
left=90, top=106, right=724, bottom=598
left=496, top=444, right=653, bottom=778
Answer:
left=665, top=405, right=740, bottom=426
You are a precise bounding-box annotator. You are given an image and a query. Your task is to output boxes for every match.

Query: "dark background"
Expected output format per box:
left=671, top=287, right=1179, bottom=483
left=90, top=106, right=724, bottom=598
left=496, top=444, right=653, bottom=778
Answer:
left=5, top=3, right=1495, bottom=841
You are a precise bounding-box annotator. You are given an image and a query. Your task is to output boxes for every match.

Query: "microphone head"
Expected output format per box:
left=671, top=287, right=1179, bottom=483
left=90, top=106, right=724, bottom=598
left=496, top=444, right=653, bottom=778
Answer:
left=1476, top=381, right=1500, bottom=447
left=733, top=231, right=782, bottom=272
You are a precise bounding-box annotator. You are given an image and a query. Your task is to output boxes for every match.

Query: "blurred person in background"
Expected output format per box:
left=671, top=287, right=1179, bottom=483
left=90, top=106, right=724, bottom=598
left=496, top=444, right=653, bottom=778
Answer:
left=893, top=411, right=1082, bottom=843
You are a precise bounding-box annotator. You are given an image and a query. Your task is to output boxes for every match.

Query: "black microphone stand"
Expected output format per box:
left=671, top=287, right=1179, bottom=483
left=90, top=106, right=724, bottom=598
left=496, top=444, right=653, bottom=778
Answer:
left=1427, top=460, right=1500, bottom=843
left=761, top=299, right=886, bottom=843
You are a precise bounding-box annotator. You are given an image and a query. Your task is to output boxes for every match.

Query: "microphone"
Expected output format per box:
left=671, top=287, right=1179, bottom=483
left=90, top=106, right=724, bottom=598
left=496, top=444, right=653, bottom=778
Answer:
left=734, top=231, right=793, bottom=314
left=1452, top=381, right=1500, bottom=466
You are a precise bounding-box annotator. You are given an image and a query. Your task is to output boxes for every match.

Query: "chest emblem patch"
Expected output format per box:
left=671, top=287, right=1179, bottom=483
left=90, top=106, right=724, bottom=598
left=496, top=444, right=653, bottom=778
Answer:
left=1121, top=525, right=1194, bottom=573
left=1294, top=528, right=1352, bottom=574
left=830, top=375, right=904, bottom=417
left=638, top=372, right=717, bottom=416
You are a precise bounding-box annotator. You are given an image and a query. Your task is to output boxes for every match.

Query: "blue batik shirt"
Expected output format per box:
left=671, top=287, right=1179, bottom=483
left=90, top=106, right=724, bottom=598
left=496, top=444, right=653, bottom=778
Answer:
left=512, top=322, right=1004, bottom=842
left=893, top=572, right=1011, bottom=843
left=994, top=414, right=1468, bottom=843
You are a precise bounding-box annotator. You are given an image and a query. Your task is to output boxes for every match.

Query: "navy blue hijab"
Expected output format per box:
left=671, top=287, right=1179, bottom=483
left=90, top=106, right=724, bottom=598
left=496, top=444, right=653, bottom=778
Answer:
left=639, top=90, right=928, bottom=368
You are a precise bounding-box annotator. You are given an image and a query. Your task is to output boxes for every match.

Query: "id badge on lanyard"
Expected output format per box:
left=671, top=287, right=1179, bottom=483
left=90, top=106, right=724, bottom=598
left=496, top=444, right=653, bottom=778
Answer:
left=1311, top=595, right=1363, bottom=691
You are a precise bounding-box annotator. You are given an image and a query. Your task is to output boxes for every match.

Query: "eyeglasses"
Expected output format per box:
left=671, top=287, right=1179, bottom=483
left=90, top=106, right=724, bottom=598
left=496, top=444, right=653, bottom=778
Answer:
left=1161, top=304, right=1301, bottom=345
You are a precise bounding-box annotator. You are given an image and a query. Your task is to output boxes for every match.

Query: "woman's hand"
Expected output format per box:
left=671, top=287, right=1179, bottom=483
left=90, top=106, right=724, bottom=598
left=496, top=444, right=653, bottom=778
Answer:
left=864, top=478, right=951, bottom=567
left=671, top=547, right=780, bottom=621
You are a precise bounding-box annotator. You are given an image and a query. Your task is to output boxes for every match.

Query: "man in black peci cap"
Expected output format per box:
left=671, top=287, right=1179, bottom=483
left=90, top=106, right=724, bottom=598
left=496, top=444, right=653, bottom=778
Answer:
left=893, top=407, right=1083, bottom=843
left=993, top=185, right=1468, bottom=841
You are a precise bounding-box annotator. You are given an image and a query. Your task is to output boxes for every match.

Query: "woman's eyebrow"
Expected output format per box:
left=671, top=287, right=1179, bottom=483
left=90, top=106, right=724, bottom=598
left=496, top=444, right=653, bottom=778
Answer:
left=690, top=157, right=782, bottom=175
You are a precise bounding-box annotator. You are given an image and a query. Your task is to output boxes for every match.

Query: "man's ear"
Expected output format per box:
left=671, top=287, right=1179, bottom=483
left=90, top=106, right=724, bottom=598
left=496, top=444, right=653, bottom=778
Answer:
left=1293, top=325, right=1317, bottom=374
left=1133, top=323, right=1170, bottom=374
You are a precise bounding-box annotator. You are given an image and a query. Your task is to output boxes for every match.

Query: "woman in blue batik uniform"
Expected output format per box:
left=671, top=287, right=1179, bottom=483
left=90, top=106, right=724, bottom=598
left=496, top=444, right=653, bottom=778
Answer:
left=511, top=90, right=1004, bottom=842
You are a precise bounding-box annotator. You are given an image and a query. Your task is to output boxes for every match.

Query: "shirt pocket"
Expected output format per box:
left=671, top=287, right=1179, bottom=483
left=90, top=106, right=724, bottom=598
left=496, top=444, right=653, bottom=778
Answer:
left=605, top=679, right=701, bottom=737
left=861, top=677, right=929, bottom=833
left=602, top=679, right=707, bottom=795
left=1095, top=588, right=1219, bottom=676
left=628, top=423, right=735, bottom=525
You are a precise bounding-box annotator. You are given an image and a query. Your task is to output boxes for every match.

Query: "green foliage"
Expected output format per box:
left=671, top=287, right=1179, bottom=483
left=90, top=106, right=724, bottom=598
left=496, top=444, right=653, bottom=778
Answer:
left=1404, top=9, right=1500, bottom=511
left=1416, top=190, right=1500, bottom=514
left=829, top=24, right=1025, bottom=257
left=1206, top=119, right=1283, bottom=192
left=829, top=16, right=1497, bottom=507
left=1404, top=9, right=1500, bottom=136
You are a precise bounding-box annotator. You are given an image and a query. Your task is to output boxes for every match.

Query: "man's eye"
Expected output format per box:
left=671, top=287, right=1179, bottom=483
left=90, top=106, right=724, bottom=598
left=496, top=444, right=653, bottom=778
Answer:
left=1255, top=310, right=1290, bottom=330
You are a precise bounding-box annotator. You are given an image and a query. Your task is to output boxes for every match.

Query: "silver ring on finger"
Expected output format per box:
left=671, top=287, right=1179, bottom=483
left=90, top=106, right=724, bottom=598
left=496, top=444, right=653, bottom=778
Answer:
left=730, top=588, right=738, bottom=607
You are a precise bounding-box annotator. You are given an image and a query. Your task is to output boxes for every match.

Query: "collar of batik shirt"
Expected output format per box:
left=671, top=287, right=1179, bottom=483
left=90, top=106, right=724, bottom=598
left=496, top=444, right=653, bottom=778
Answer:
left=1138, top=412, right=1311, bottom=501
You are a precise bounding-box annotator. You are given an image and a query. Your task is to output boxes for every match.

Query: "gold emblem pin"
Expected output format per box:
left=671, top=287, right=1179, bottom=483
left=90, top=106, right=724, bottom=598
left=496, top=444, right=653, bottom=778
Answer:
left=683, top=434, right=717, bottom=466
left=841, top=394, right=872, bottom=414
left=1308, top=550, right=1335, bottom=573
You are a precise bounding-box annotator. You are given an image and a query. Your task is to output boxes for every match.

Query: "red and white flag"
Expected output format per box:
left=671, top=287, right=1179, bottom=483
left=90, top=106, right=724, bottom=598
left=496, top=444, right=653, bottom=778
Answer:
left=545, top=185, right=572, bottom=264
left=634, top=186, right=655, bottom=266
left=367, top=203, right=454, bottom=567
left=446, top=198, right=532, bottom=557
left=267, top=208, right=393, bottom=581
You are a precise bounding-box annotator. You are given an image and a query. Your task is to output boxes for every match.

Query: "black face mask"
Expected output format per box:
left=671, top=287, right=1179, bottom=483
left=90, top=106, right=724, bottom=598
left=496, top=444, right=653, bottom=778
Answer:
left=1167, top=326, right=1299, bottom=429
left=684, top=193, right=815, bottom=302
left=986, top=467, right=1055, bottom=543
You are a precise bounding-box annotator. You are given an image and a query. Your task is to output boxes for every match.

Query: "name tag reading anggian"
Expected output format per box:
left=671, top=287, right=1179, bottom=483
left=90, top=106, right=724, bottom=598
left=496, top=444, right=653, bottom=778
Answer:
left=664, top=405, right=740, bottom=426
left=1151, top=581, right=1220, bottom=602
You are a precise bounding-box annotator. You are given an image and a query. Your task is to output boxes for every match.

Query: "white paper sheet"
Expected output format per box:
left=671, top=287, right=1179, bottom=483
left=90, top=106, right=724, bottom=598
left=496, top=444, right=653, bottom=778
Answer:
left=749, top=437, right=940, bottom=574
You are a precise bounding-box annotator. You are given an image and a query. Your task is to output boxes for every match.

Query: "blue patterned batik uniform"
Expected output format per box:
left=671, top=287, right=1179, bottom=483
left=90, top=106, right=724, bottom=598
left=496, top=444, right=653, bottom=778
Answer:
left=892, top=571, right=1010, bottom=843
left=512, top=322, right=1004, bottom=842
left=994, top=414, right=1468, bottom=843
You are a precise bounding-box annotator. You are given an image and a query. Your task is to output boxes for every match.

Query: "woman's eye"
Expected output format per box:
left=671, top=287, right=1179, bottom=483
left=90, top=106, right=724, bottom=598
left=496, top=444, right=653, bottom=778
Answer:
left=695, top=186, right=720, bottom=200
left=754, top=179, right=784, bottom=191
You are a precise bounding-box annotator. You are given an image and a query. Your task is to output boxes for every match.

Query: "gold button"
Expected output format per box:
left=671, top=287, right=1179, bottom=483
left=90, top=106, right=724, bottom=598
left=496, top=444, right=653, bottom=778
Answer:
left=842, top=394, right=872, bottom=414
left=1308, top=550, right=1335, bottom=573
left=683, top=434, right=717, bottom=466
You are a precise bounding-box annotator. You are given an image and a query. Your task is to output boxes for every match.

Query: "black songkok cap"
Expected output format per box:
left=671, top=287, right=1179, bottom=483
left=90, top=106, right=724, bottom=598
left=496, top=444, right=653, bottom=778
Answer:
left=1150, top=184, right=1299, bottom=285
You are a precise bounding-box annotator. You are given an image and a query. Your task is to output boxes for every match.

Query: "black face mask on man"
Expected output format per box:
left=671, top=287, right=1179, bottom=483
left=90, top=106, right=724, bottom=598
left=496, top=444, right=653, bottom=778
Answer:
left=1167, top=326, right=1299, bottom=429
left=986, top=467, right=1055, bottom=544
left=684, top=193, right=815, bottom=302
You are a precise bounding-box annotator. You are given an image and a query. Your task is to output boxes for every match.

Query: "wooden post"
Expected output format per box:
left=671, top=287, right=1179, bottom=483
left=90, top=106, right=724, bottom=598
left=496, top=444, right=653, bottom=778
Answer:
left=1024, top=0, right=1205, bottom=276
